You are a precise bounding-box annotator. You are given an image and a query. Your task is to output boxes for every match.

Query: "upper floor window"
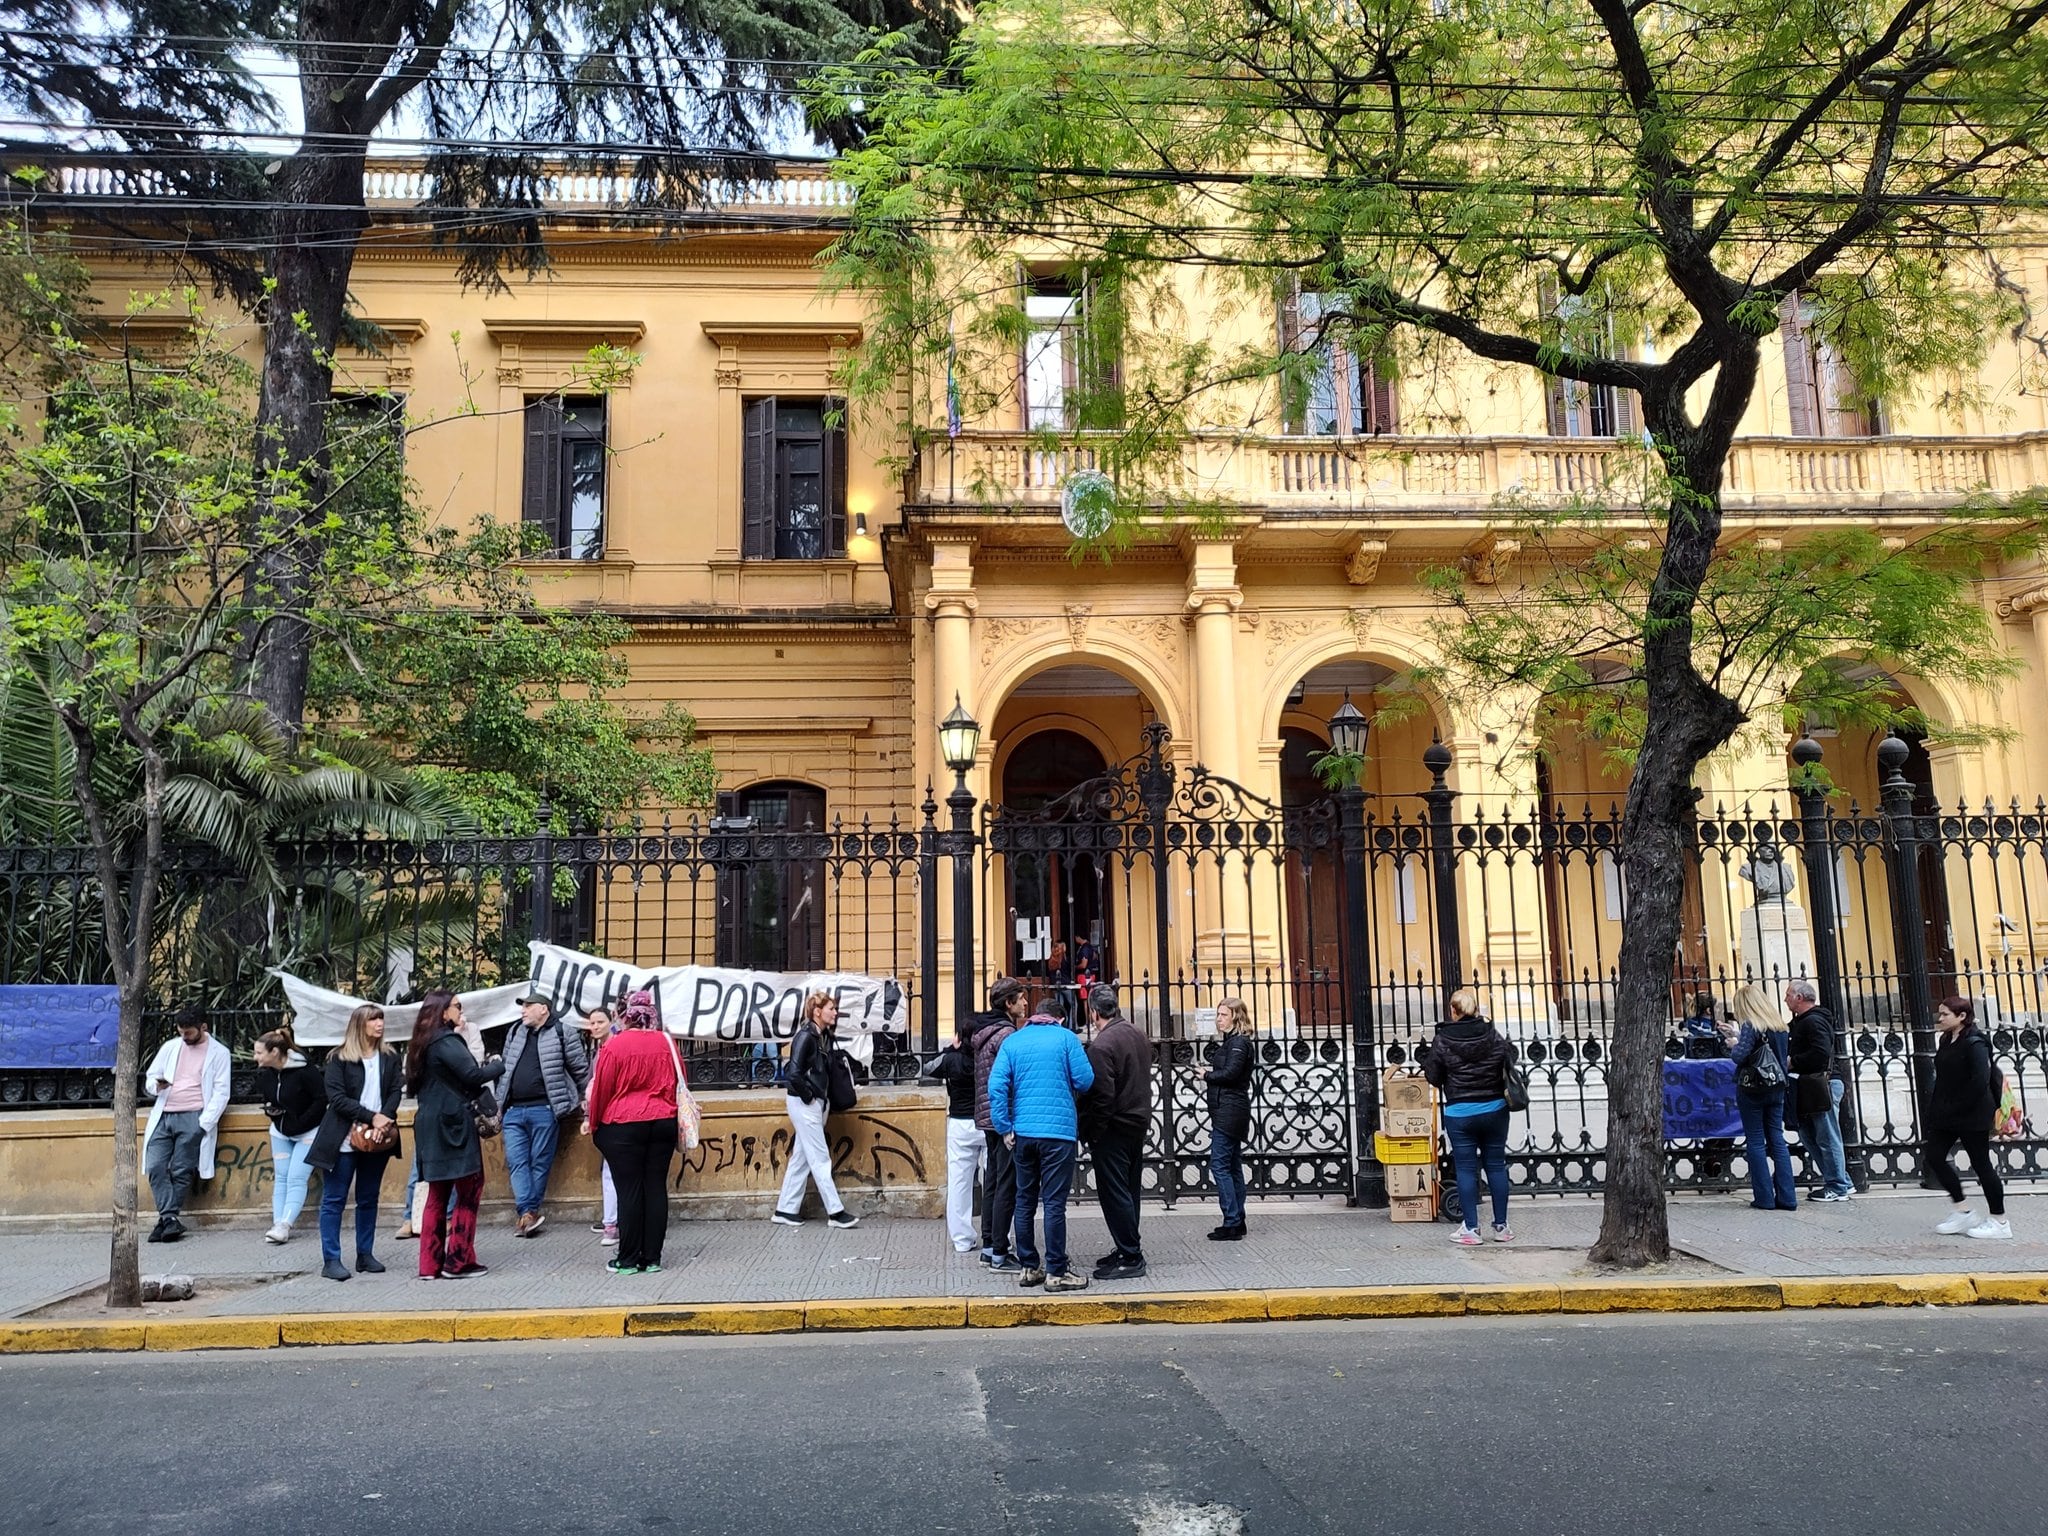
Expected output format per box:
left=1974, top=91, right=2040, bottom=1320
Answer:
left=1540, top=284, right=1638, bottom=439
left=522, top=395, right=605, bottom=560
left=743, top=396, right=846, bottom=560
left=715, top=781, right=827, bottom=970
left=1020, top=271, right=1123, bottom=430
left=1780, top=293, right=1880, bottom=437
left=1279, top=289, right=1397, bottom=435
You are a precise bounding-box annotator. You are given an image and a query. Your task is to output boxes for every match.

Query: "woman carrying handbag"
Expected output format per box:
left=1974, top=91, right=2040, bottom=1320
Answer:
left=1720, top=982, right=1797, bottom=1211
left=404, top=991, right=504, bottom=1279
left=307, top=1005, right=403, bottom=1281
left=1420, top=988, right=1517, bottom=1245
left=585, top=989, right=684, bottom=1276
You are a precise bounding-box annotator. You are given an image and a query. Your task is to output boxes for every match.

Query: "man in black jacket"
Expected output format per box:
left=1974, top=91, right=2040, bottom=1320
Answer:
left=1080, top=985, right=1152, bottom=1281
left=1786, top=979, right=1853, bottom=1200
left=972, top=978, right=1029, bottom=1270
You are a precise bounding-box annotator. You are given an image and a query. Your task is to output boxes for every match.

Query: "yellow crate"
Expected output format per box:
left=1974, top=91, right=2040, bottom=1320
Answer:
left=1374, top=1131, right=1437, bottom=1164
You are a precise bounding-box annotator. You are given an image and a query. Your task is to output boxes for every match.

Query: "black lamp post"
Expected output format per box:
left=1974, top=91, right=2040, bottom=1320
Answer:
left=1328, top=692, right=1369, bottom=769
left=939, top=695, right=982, bottom=1035
left=1328, top=693, right=1386, bottom=1206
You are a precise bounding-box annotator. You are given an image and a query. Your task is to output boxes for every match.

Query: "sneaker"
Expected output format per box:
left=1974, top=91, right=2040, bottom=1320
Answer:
left=826, top=1210, right=861, bottom=1230
left=394, top=1222, right=418, bottom=1242
left=591, top=1221, right=609, bottom=1234
left=513, top=1212, right=534, bottom=1238
left=1814, top=1190, right=1851, bottom=1203
left=1095, top=1258, right=1147, bottom=1281
left=147, top=1218, right=168, bottom=1244
left=1966, top=1217, right=2013, bottom=1241
left=606, top=1259, right=641, bottom=1276
left=771, top=1209, right=805, bottom=1227
left=954, top=1241, right=977, bottom=1254
left=159, top=1217, right=186, bottom=1243
left=1019, top=1267, right=1046, bottom=1288
left=601, top=1224, right=619, bottom=1247
left=1491, top=1224, right=1514, bottom=1244
left=1045, top=1270, right=1092, bottom=1291
left=1935, top=1208, right=1978, bottom=1235
left=264, top=1223, right=290, bottom=1245
left=987, top=1253, right=1022, bottom=1274
left=525, top=1213, right=546, bottom=1237
left=1450, top=1227, right=1483, bottom=1246
left=641, top=1261, right=664, bottom=1274
left=979, top=1248, right=1001, bottom=1268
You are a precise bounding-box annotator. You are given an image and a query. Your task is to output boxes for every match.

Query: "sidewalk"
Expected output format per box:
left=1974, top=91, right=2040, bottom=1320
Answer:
left=5, top=1190, right=2044, bottom=1324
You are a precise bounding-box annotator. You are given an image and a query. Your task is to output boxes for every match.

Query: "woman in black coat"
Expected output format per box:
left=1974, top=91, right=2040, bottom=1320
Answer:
left=1198, top=996, right=1256, bottom=1242
left=1420, top=988, right=1515, bottom=1244
left=253, top=1024, right=326, bottom=1247
left=404, top=991, right=504, bottom=1280
left=1926, top=995, right=2010, bottom=1240
left=307, top=1005, right=403, bottom=1282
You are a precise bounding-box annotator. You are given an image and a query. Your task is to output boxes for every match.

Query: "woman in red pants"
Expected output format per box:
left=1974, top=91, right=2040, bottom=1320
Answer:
left=403, top=992, right=504, bottom=1279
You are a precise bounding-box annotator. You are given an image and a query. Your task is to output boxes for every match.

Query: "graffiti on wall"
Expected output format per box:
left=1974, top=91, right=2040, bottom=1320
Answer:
left=674, top=1113, right=928, bottom=1190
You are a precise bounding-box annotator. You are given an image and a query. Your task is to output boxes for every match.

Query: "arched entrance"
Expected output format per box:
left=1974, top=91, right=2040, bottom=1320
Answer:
left=998, top=727, right=1112, bottom=994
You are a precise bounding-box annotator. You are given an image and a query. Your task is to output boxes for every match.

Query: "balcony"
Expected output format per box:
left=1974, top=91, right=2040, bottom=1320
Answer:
left=909, top=429, right=2048, bottom=521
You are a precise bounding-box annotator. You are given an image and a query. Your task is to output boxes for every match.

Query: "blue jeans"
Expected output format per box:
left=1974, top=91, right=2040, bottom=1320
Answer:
left=1209, top=1130, right=1246, bottom=1228
left=319, top=1148, right=392, bottom=1264
left=1011, top=1137, right=1077, bottom=1276
left=1736, top=1089, right=1798, bottom=1209
left=268, top=1127, right=316, bottom=1226
left=1797, top=1077, right=1852, bottom=1197
left=1444, top=1106, right=1512, bottom=1230
left=501, top=1102, right=562, bottom=1216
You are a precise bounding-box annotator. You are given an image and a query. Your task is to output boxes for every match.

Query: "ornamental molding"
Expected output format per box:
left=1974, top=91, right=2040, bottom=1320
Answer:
left=1262, top=615, right=1319, bottom=664
left=980, top=616, right=1050, bottom=666
left=1106, top=615, right=1181, bottom=653
left=1998, top=583, right=2048, bottom=619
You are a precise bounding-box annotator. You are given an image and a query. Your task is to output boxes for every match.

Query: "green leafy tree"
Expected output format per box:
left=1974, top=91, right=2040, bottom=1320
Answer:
left=825, top=0, right=2048, bottom=1263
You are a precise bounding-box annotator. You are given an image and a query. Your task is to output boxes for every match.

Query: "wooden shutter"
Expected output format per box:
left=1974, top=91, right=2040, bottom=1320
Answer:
left=1278, top=282, right=1304, bottom=433
left=743, top=396, right=777, bottom=560
left=1780, top=295, right=1819, bottom=436
left=1366, top=360, right=1397, bottom=435
left=824, top=400, right=847, bottom=556
left=522, top=397, right=563, bottom=549
left=1546, top=376, right=1570, bottom=436
left=1612, top=381, right=1638, bottom=437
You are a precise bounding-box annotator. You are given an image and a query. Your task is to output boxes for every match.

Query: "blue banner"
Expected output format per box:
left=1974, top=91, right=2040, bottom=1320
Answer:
left=0, top=985, right=120, bottom=1070
left=1663, top=1057, right=1742, bottom=1140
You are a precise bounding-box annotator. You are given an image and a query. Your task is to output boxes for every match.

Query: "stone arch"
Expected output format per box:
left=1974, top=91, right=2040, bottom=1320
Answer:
left=1794, top=656, right=1977, bottom=807
left=1257, top=629, right=1451, bottom=747
left=980, top=638, right=1191, bottom=750
left=990, top=711, right=1121, bottom=791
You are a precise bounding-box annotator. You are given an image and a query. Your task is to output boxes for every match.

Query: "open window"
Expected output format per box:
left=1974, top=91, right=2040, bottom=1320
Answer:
left=1539, top=282, right=1639, bottom=438
left=1279, top=288, right=1397, bottom=434
left=742, top=397, right=847, bottom=560
left=1780, top=293, right=1879, bottom=436
left=522, top=395, right=606, bottom=559
left=1020, top=270, right=1123, bottom=430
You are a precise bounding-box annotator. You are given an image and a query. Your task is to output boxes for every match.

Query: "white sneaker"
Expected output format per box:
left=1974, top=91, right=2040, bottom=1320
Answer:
left=264, top=1223, right=290, bottom=1244
left=1935, top=1209, right=1977, bottom=1235
left=1966, top=1216, right=2013, bottom=1241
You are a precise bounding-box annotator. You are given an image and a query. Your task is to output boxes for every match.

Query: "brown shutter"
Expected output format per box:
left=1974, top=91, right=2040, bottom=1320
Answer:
left=1546, top=376, right=1569, bottom=436
left=522, top=397, right=563, bottom=548
left=1366, top=359, right=1397, bottom=435
left=1278, top=282, right=1304, bottom=434
left=824, top=400, right=847, bottom=556
left=1613, top=382, right=1638, bottom=438
left=743, top=396, right=777, bottom=560
left=1780, top=295, right=1818, bottom=436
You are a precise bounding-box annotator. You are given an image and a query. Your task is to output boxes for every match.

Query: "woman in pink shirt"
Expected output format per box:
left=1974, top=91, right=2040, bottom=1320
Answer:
left=584, top=990, right=682, bottom=1276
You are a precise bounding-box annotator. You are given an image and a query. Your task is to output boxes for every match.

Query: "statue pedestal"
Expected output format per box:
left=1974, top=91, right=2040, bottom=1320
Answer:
left=1739, top=900, right=1815, bottom=987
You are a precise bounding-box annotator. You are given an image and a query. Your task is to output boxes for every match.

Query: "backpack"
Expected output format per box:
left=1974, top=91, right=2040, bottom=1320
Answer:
left=825, top=1046, right=858, bottom=1113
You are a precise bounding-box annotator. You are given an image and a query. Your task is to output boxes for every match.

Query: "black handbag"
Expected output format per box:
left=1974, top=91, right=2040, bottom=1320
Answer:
left=825, top=1047, right=858, bottom=1113
left=1737, top=1032, right=1789, bottom=1095
left=1504, top=1061, right=1531, bottom=1113
left=1794, top=1072, right=1833, bottom=1119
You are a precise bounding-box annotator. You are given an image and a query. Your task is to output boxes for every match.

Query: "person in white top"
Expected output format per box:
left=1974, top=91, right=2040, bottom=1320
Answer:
left=142, top=1004, right=233, bottom=1242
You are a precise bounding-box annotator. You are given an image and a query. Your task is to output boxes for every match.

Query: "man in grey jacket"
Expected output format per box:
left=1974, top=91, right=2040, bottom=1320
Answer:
left=496, top=992, right=592, bottom=1236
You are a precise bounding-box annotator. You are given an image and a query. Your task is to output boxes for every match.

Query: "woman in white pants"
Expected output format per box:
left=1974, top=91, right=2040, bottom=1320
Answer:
left=929, top=1019, right=985, bottom=1252
left=772, top=992, right=859, bottom=1229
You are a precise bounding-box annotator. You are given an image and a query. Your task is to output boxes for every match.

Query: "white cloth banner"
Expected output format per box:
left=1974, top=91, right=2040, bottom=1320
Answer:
left=272, top=941, right=906, bottom=1054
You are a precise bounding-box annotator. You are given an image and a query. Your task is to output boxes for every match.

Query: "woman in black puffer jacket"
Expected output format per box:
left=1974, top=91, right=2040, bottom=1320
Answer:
left=1199, top=996, right=1256, bottom=1242
left=1420, top=988, right=1515, bottom=1244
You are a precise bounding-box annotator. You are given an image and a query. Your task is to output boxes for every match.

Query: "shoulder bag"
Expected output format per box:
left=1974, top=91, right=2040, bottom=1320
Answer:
left=1503, top=1059, right=1531, bottom=1113
left=1736, top=1031, right=1789, bottom=1095
left=825, top=1045, right=859, bottom=1113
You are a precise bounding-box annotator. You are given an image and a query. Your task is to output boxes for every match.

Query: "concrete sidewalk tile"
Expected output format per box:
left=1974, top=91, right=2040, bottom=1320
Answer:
left=1557, top=1278, right=1784, bottom=1313
left=1780, top=1275, right=1975, bottom=1308
left=1464, top=1283, right=1564, bottom=1314
left=456, top=1308, right=631, bottom=1341
left=1125, top=1291, right=1270, bottom=1325
left=1264, top=1286, right=1466, bottom=1320
left=1969, top=1272, right=2048, bottom=1303
left=625, top=1302, right=807, bottom=1336
left=806, top=1298, right=967, bottom=1331
left=0, top=1321, right=146, bottom=1354
left=280, top=1313, right=457, bottom=1346
left=143, top=1318, right=282, bottom=1351
left=966, top=1295, right=1129, bottom=1327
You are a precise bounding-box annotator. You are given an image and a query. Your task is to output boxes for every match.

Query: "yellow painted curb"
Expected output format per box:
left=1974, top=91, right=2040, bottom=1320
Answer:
left=143, top=1319, right=281, bottom=1351
left=280, top=1314, right=457, bottom=1347
left=1463, top=1284, right=1564, bottom=1315
left=1264, top=1286, right=1465, bottom=1320
left=1124, top=1291, right=1270, bottom=1325
left=1558, top=1279, right=1783, bottom=1313
left=966, top=1295, right=1131, bottom=1328
left=0, top=1322, right=147, bottom=1354
left=1970, top=1273, right=2048, bottom=1304
left=625, top=1302, right=807, bottom=1336
left=806, top=1299, right=968, bottom=1331
left=455, top=1309, right=631, bottom=1342
left=1781, top=1275, right=1974, bottom=1309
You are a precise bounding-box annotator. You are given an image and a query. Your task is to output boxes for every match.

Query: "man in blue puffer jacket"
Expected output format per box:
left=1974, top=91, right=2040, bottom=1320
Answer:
left=989, top=1011, right=1096, bottom=1290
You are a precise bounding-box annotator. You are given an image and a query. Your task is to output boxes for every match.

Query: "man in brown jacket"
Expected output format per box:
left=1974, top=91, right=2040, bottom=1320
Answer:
left=1079, top=984, right=1152, bottom=1280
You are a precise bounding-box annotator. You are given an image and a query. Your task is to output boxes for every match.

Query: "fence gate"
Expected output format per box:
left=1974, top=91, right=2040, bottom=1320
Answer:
left=983, top=723, right=1358, bottom=1203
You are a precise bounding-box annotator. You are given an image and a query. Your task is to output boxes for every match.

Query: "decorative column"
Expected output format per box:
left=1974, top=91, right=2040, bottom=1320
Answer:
left=923, top=533, right=979, bottom=1032
left=1184, top=536, right=1256, bottom=982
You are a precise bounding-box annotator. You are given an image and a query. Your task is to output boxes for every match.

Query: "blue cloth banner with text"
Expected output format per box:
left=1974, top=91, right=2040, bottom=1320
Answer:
left=0, top=984, right=120, bottom=1070
left=1662, top=1058, right=1743, bottom=1140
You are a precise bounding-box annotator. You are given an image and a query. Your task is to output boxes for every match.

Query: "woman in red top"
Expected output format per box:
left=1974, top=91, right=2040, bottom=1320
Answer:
left=585, top=989, right=682, bottom=1275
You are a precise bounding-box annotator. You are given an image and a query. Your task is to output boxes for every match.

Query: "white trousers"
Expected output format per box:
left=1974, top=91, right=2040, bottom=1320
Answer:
left=601, top=1162, right=618, bottom=1225
left=777, top=1095, right=844, bottom=1217
left=945, top=1116, right=987, bottom=1250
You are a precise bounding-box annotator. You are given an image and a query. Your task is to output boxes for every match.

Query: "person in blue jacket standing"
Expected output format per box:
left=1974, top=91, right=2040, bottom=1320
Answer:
left=989, top=1011, right=1096, bottom=1290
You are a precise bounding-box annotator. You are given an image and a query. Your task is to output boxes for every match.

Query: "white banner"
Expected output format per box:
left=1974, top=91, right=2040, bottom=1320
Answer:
left=272, top=941, right=907, bottom=1052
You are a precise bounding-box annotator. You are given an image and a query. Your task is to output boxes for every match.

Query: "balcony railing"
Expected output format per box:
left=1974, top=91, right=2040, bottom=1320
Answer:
left=911, top=429, right=2048, bottom=517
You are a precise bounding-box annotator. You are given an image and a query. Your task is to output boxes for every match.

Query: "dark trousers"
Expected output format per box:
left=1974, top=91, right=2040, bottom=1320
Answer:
left=1926, top=1125, right=2005, bottom=1216
left=981, top=1129, right=1017, bottom=1254
left=1012, top=1136, right=1078, bottom=1276
left=318, top=1148, right=391, bottom=1265
left=1089, top=1121, right=1147, bottom=1260
left=596, top=1116, right=679, bottom=1267
left=144, top=1110, right=204, bottom=1218
left=1444, top=1105, right=1512, bottom=1231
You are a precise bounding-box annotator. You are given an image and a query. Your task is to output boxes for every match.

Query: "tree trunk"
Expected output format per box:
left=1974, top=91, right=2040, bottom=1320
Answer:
left=105, top=979, right=146, bottom=1308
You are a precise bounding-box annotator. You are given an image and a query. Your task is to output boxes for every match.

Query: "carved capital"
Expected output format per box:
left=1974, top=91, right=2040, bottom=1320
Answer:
left=1184, top=585, right=1244, bottom=617
left=1998, top=583, right=2048, bottom=620
left=924, top=590, right=979, bottom=619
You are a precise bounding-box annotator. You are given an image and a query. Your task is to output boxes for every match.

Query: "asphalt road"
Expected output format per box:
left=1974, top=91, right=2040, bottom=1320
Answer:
left=3, top=1311, right=2041, bottom=1536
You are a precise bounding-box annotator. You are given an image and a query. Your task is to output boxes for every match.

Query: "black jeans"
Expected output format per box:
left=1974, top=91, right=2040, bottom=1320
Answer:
left=981, top=1129, right=1017, bottom=1254
left=1090, top=1121, right=1147, bottom=1261
left=1926, top=1125, right=2005, bottom=1216
left=595, top=1117, right=679, bottom=1267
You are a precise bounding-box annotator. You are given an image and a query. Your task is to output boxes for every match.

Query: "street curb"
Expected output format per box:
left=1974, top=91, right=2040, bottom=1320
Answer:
left=3, top=1271, right=2045, bottom=1354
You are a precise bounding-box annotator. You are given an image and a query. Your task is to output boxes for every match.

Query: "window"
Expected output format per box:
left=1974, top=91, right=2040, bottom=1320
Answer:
left=1020, top=271, right=1123, bottom=430
left=742, top=397, right=846, bottom=560
left=522, top=395, right=606, bottom=560
left=1280, top=289, right=1397, bottom=435
left=1540, top=284, right=1638, bottom=438
left=1780, top=293, right=1879, bottom=436
left=715, top=782, right=827, bottom=970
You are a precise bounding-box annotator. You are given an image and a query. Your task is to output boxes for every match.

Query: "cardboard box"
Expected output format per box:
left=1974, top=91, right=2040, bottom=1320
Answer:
left=1389, top=1195, right=1438, bottom=1223
left=1382, top=1069, right=1434, bottom=1114
left=1382, top=1106, right=1434, bottom=1138
left=1385, top=1162, right=1438, bottom=1199
left=1374, top=1131, right=1438, bottom=1165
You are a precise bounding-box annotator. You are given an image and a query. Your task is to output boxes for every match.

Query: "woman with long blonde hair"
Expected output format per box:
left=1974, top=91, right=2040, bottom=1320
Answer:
left=770, top=991, right=859, bottom=1230
left=307, top=1004, right=403, bottom=1281
left=1719, top=982, right=1797, bottom=1211
left=1197, top=996, right=1256, bottom=1241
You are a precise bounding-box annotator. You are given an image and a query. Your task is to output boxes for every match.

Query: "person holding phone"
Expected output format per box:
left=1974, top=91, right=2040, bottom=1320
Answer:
left=404, top=992, right=504, bottom=1279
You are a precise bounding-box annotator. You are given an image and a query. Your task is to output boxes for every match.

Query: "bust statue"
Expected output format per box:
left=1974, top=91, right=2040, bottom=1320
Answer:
left=1739, top=845, right=1796, bottom=903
